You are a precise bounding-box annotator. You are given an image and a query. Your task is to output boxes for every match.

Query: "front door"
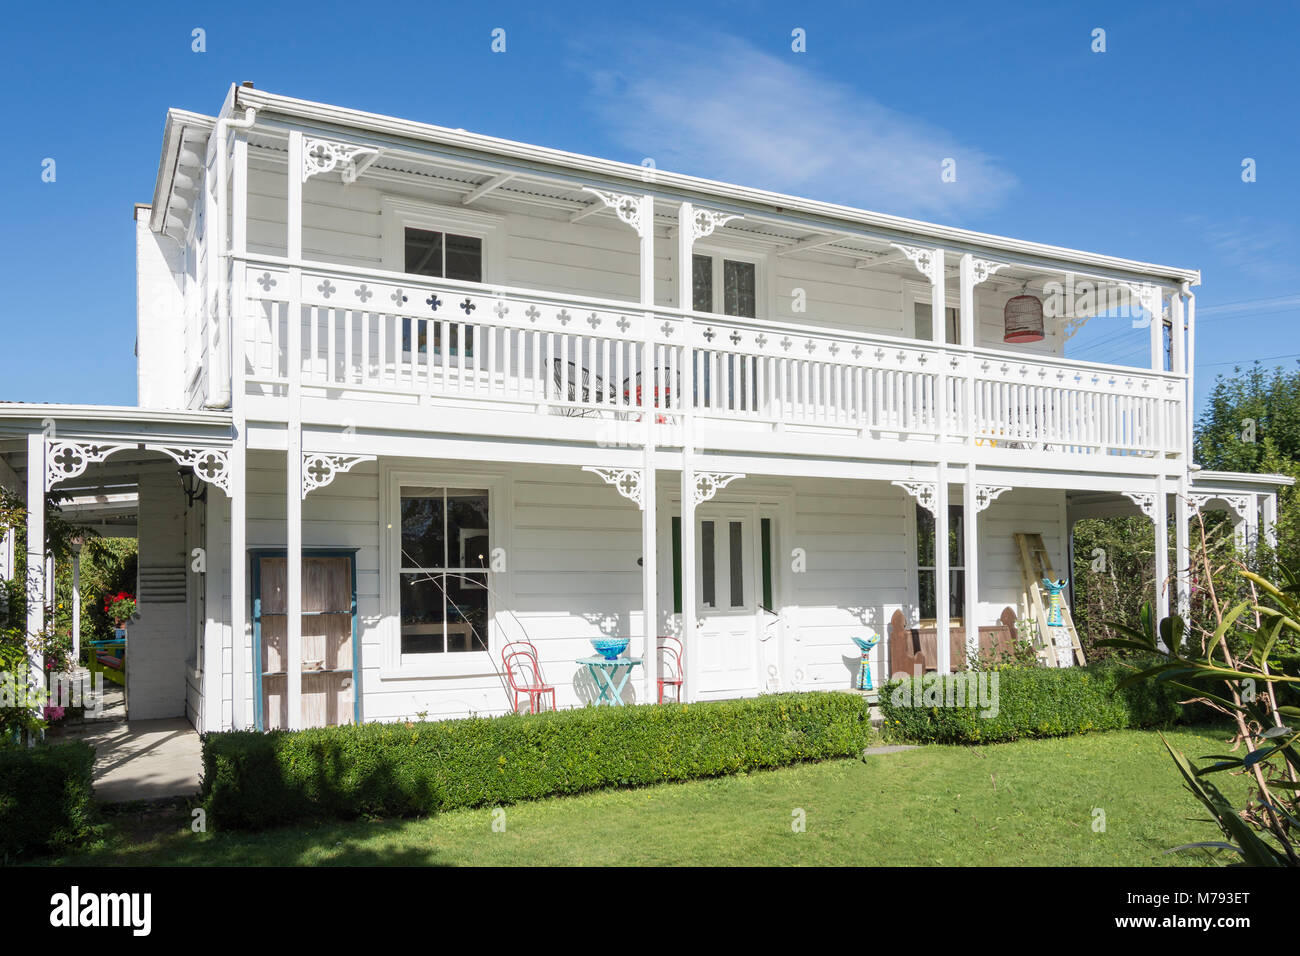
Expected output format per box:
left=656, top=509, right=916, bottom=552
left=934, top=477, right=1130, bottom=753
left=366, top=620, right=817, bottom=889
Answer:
left=695, top=508, right=763, bottom=699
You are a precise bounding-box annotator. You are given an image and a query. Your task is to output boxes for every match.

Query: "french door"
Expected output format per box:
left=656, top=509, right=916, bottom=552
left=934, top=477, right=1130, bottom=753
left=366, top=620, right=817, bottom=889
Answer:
left=694, top=507, right=764, bottom=698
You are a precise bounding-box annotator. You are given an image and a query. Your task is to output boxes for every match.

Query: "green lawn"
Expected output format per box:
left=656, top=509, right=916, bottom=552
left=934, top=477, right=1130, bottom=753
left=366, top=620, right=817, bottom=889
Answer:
left=47, top=725, right=1246, bottom=866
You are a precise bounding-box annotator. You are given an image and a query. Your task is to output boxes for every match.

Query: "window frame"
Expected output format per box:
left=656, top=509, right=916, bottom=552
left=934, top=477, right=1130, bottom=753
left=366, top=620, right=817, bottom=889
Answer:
left=914, top=502, right=966, bottom=625
left=690, top=243, right=765, bottom=319
left=381, top=196, right=504, bottom=284
left=903, top=279, right=961, bottom=345
left=381, top=467, right=507, bottom=679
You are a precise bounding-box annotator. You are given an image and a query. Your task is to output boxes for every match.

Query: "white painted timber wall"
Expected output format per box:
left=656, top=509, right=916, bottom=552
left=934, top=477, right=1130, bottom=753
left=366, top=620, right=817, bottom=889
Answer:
left=135, top=208, right=188, bottom=409
left=128, top=472, right=190, bottom=719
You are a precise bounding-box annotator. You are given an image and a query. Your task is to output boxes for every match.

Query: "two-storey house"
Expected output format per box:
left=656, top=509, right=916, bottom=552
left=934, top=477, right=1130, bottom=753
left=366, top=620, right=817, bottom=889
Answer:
left=2, top=84, right=1289, bottom=732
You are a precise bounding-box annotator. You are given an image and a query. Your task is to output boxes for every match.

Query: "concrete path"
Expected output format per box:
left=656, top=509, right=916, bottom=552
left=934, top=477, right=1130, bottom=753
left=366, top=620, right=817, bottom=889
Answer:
left=60, top=718, right=202, bottom=803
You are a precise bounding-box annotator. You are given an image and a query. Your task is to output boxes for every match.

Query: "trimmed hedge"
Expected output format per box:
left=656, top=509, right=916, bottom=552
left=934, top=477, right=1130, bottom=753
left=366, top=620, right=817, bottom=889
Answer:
left=201, top=692, right=872, bottom=830
left=0, top=740, right=98, bottom=860
left=878, top=660, right=1187, bottom=745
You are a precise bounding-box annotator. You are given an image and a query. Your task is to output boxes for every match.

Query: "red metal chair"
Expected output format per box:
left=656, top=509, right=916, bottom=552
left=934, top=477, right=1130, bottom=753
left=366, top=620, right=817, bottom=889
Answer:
left=657, top=636, right=685, bottom=703
left=502, top=641, right=556, bottom=714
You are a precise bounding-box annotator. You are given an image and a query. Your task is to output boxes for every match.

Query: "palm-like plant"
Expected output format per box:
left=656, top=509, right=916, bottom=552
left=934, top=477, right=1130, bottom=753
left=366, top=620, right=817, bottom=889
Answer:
left=1101, top=553, right=1300, bottom=866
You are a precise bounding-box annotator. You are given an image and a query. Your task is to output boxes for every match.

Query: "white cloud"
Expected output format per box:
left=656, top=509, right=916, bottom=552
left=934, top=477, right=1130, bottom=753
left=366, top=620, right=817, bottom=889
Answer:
left=579, top=34, right=1016, bottom=221
left=1198, top=218, right=1299, bottom=283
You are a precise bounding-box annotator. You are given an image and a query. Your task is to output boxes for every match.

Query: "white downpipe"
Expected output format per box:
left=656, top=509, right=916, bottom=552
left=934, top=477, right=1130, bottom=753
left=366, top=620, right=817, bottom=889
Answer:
left=204, top=106, right=256, bottom=410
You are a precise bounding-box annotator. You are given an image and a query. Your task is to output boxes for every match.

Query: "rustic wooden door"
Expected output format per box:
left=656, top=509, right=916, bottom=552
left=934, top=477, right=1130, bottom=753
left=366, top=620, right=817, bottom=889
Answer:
left=254, top=552, right=358, bottom=730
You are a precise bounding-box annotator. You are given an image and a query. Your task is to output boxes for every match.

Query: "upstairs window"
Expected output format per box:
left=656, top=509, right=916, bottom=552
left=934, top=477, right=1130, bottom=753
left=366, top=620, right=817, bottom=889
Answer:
left=913, top=301, right=960, bottom=344
left=402, top=228, right=482, bottom=356
left=404, top=228, right=483, bottom=282
left=692, top=254, right=757, bottom=318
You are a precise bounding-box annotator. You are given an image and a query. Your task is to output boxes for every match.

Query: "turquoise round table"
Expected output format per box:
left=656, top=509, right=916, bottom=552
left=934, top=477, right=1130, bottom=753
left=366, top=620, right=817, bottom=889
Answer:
left=577, top=656, right=642, bottom=706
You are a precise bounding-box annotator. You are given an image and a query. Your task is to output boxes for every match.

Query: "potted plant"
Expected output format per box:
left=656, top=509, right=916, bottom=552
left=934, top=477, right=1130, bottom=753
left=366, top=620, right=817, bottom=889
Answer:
left=102, top=591, right=136, bottom=637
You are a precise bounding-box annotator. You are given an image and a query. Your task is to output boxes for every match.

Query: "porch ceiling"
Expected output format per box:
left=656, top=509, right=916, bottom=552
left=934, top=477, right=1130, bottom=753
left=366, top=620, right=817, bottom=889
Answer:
left=243, top=131, right=1089, bottom=294
left=232, top=84, right=1201, bottom=287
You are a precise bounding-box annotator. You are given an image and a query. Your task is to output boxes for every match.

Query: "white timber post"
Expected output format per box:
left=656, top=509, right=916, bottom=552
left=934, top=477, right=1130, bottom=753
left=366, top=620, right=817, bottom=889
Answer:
left=1170, top=291, right=1185, bottom=459
left=1153, top=476, right=1170, bottom=620
left=285, top=129, right=305, bottom=729
left=933, top=248, right=951, bottom=672
left=934, top=462, right=951, bottom=673
left=1, top=527, right=12, bottom=584
left=228, top=129, right=249, bottom=730
left=958, top=255, right=979, bottom=665
left=1263, top=493, right=1279, bottom=551
left=678, top=201, right=697, bottom=702
left=932, top=249, right=947, bottom=443
left=70, top=549, right=81, bottom=665
left=1149, top=287, right=1164, bottom=373
left=204, top=491, right=226, bottom=731
left=962, top=464, right=978, bottom=664
left=26, top=434, right=46, bottom=723
left=958, top=254, right=978, bottom=441
left=1245, top=494, right=1260, bottom=552
left=1183, top=286, right=1196, bottom=458
left=639, top=192, right=658, bottom=704
left=1174, top=482, right=1191, bottom=631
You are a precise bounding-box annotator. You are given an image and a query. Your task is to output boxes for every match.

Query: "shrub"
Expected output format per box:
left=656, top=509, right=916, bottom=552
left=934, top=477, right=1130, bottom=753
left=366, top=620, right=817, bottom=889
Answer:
left=0, top=740, right=98, bottom=860
left=201, top=692, right=872, bottom=830
left=878, top=660, right=1187, bottom=745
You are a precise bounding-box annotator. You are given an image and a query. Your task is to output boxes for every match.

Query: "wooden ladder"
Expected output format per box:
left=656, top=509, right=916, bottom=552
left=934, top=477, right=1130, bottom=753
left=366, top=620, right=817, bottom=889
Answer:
left=1014, top=532, right=1086, bottom=667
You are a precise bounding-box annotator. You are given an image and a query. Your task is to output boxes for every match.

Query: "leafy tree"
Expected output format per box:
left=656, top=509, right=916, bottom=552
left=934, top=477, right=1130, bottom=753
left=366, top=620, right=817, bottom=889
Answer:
left=1074, top=362, right=1300, bottom=653
left=1195, top=360, right=1300, bottom=568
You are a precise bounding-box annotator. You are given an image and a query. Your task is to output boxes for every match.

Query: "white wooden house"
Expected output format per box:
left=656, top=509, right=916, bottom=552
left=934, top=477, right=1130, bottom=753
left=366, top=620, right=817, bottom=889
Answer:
left=1, top=84, right=1290, bottom=732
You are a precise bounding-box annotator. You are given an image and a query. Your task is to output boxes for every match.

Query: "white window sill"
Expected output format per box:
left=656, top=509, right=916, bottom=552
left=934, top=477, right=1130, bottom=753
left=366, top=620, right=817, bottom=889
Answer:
left=380, top=653, right=495, bottom=681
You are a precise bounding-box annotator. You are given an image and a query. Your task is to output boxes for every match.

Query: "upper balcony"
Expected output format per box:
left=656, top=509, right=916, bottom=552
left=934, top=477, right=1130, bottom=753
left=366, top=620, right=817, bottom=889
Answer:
left=153, top=89, right=1194, bottom=474
left=236, top=256, right=1187, bottom=471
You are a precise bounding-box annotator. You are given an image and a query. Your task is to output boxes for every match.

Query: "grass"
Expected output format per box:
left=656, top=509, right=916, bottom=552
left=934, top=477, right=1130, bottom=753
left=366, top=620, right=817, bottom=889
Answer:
left=41, top=725, right=1247, bottom=866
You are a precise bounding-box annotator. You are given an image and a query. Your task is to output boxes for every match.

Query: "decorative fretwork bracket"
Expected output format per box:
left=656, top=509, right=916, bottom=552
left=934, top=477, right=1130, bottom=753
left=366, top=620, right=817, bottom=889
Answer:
left=694, top=473, right=745, bottom=506
left=1062, top=315, right=1088, bottom=342
left=1188, top=493, right=1252, bottom=523
left=691, top=208, right=741, bottom=241
left=303, top=138, right=381, bottom=184
left=583, top=466, right=644, bottom=509
left=1121, top=282, right=1163, bottom=327
left=1122, top=491, right=1158, bottom=521
left=892, top=480, right=939, bottom=517
left=581, top=187, right=649, bottom=238
left=45, top=441, right=137, bottom=491
left=889, top=243, right=940, bottom=283
left=146, top=446, right=233, bottom=496
left=968, top=257, right=1007, bottom=287
left=974, top=485, right=1012, bottom=512
left=302, top=454, right=376, bottom=499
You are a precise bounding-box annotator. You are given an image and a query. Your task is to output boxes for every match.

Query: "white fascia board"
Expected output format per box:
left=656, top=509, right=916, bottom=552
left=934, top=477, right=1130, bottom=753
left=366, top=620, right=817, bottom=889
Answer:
left=0, top=404, right=233, bottom=440
left=1193, top=470, right=1296, bottom=490
left=234, top=86, right=1200, bottom=287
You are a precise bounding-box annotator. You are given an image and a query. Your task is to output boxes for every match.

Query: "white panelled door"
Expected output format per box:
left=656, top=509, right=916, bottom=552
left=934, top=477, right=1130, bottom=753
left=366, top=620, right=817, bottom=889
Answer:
left=695, top=507, right=763, bottom=698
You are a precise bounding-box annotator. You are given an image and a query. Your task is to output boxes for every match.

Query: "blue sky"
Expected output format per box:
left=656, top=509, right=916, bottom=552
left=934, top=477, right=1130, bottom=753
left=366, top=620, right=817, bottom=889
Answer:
left=1, top=0, right=1296, bottom=415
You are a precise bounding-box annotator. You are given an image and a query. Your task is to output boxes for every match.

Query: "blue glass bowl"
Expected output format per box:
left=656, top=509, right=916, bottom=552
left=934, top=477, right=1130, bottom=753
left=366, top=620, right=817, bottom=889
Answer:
left=591, top=638, right=629, bottom=661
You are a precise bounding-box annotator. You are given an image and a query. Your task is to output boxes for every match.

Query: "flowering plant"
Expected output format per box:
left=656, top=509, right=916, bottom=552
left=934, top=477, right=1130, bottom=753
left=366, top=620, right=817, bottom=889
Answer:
left=102, top=591, right=136, bottom=627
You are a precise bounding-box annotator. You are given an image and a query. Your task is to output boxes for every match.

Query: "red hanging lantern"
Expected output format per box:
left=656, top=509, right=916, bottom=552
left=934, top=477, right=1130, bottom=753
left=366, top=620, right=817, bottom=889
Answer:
left=1004, top=286, right=1044, bottom=343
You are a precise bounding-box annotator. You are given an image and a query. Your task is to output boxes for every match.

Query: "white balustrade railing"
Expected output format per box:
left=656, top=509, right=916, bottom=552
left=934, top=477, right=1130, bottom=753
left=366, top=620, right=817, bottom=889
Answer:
left=240, top=260, right=1185, bottom=460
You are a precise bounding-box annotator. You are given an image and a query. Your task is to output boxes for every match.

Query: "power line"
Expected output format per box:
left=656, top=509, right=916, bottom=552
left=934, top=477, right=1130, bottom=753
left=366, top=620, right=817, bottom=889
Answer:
left=1197, top=352, right=1300, bottom=369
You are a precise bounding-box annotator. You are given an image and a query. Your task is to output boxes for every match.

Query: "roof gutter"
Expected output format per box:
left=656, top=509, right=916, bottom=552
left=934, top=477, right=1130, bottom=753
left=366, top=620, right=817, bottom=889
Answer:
left=236, top=86, right=1201, bottom=287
